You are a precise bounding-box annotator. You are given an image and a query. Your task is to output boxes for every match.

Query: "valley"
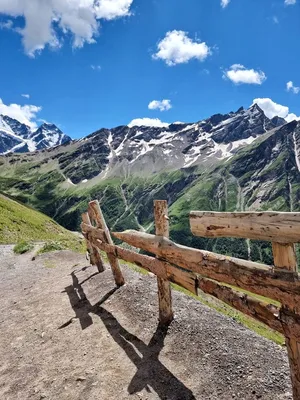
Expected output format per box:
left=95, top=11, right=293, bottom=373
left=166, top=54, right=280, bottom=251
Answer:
left=1, top=105, right=300, bottom=264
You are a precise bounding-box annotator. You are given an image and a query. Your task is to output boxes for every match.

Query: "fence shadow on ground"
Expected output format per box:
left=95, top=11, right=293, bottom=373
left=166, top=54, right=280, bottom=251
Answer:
left=59, top=270, right=196, bottom=400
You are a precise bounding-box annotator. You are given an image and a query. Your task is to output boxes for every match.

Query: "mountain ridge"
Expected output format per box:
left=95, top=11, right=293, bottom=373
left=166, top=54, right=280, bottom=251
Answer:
left=0, top=104, right=299, bottom=265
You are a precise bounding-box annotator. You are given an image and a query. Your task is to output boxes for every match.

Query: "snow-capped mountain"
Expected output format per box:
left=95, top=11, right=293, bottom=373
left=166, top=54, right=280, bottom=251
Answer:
left=66, top=103, right=284, bottom=183
left=0, top=115, right=72, bottom=154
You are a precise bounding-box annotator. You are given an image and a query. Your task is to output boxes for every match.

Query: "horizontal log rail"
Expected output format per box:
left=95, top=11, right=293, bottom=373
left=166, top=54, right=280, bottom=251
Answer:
left=81, top=200, right=300, bottom=399
left=190, top=211, right=300, bottom=243
left=112, top=230, right=300, bottom=310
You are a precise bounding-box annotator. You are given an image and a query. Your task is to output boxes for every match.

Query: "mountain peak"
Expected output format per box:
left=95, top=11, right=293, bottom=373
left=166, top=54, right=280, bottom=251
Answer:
left=248, top=103, right=264, bottom=114
left=0, top=115, right=71, bottom=154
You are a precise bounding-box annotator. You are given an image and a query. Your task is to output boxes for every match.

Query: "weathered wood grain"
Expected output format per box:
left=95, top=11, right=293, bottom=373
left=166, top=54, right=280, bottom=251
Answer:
left=81, top=213, right=104, bottom=272
left=154, top=200, right=173, bottom=325
left=112, top=230, right=300, bottom=309
left=190, top=211, right=300, bottom=243
left=273, top=242, right=300, bottom=400
left=81, top=222, right=107, bottom=242
left=90, top=238, right=197, bottom=295
left=88, top=200, right=125, bottom=287
left=197, top=277, right=283, bottom=334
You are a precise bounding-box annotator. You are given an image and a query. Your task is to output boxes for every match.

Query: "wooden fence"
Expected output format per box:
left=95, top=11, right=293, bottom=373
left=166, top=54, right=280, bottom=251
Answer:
left=81, top=199, right=300, bottom=399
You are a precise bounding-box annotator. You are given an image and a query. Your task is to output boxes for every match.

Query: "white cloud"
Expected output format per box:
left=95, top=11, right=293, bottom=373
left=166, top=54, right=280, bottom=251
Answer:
left=91, top=64, right=101, bottom=71
left=287, top=81, right=300, bottom=94
left=221, top=0, right=230, bottom=8
left=21, top=94, right=30, bottom=99
left=286, top=113, right=300, bottom=122
left=224, top=64, right=266, bottom=85
left=0, top=98, right=41, bottom=129
left=128, top=118, right=169, bottom=128
left=272, top=16, right=279, bottom=24
left=152, top=30, right=211, bottom=66
left=285, top=0, right=296, bottom=5
left=148, top=99, right=172, bottom=112
left=0, top=0, right=134, bottom=56
left=252, top=98, right=300, bottom=122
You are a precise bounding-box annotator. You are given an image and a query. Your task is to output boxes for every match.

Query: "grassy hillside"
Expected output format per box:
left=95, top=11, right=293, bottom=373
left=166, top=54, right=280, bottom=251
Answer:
left=0, top=194, right=83, bottom=251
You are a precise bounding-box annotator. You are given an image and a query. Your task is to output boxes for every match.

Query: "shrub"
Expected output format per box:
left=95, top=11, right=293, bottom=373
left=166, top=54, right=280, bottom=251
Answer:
left=13, top=241, right=34, bottom=254
left=38, top=241, right=65, bottom=254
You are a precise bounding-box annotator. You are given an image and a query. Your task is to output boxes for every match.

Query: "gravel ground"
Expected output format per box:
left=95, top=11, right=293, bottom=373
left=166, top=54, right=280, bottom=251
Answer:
left=0, top=245, right=293, bottom=400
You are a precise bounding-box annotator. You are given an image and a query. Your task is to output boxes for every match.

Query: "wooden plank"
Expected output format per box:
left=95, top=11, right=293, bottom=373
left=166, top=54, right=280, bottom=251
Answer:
left=81, top=213, right=95, bottom=265
left=90, top=238, right=197, bottom=295
left=81, top=213, right=104, bottom=273
left=154, top=200, right=173, bottom=325
left=190, top=211, right=300, bottom=243
left=88, top=200, right=125, bottom=287
left=92, top=236, right=300, bottom=340
left=112, top=230, right=300, bottom=309
left=197, top=277, right=283, bottom=335
left=81, top=222, right=106, bottom=242
left=273, top=242, right=300, bottom=400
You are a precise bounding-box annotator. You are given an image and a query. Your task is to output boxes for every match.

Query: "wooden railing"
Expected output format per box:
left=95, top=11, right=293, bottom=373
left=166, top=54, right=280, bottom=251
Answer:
left=81, top=199, right=300, bottom=399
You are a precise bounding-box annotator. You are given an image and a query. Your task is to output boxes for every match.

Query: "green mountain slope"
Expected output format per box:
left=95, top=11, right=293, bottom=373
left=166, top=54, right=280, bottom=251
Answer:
left=0, top=120, right=299, bottom=264
left=0, top=194, right=83, bottom=251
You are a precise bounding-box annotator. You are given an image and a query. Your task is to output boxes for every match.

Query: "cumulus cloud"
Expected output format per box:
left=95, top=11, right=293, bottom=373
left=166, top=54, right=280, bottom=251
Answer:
left=221, top=0, right=230, bottom=8
left=252, top=98, right=300, bottom=122
left=0, top=98, right=41, bottom=129
left=286, top=113, right=300, bottom=122
left=287, top=81, right=300, bottom=94
left=21, top=94, right=30, bottom=99
left=91, top=64, right=101, bottom=71
left=152, top=30, right=211, bottom=66
left=224, top=64, right=266, bottom=85
left=128, top=118, right=169, bottom=128
left=285, top=0, right=296, bottom=5
left=0, top=0, right=134, bottom=56
left=148, top=99, right=172, bottom=112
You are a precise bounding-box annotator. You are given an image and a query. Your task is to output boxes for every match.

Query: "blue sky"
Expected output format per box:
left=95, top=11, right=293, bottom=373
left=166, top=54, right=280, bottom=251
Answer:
left=0, top=0, right=299, bottom=138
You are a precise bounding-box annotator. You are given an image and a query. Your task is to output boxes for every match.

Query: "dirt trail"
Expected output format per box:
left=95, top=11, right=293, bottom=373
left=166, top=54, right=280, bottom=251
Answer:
left=0, top=246, right=293, bottom=400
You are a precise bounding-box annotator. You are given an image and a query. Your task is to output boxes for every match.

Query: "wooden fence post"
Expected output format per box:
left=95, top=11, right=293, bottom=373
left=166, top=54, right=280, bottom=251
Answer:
left=154, top=200, right=173, bottom=325
left=272, top=242, right=300, bottom=399
left=89, top=200, right=125, bottom=287
left=82, top=212, right=105, bottom=273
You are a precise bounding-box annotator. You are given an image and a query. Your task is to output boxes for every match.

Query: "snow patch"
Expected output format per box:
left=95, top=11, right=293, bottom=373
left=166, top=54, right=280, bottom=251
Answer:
left=67, top=178, right=76, bottom=185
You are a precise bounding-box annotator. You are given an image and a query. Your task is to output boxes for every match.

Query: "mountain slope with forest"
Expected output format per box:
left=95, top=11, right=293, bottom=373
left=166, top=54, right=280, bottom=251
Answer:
left=0, top=105, right=299, bottom=264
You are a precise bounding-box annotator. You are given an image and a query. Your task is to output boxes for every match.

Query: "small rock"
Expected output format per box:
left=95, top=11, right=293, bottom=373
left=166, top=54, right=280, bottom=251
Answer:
left=76, top=376, right=86, bottom=382
left=41, top=332, right=45, bottom=338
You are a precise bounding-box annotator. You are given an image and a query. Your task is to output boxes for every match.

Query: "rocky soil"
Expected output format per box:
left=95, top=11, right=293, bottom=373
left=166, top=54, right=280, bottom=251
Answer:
left=0, top=246, right=293, bottom=399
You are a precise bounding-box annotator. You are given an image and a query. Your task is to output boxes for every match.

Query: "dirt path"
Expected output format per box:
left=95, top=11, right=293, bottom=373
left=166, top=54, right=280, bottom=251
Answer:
left=0, top=246, right=293, bottom=400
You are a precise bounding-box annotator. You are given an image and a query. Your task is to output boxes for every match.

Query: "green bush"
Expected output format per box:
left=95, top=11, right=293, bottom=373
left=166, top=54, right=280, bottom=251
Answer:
left=13, top=241, right=34, bottom=254
left=38, top=241, right=65, bottom=254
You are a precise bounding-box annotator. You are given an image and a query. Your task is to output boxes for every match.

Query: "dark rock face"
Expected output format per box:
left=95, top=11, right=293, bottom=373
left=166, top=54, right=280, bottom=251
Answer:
left=0, top=115, right=72, bottom=154
left=0, top=133, right=22, bottom=154
left=271, top=116, right=286, bottom=127
left=210, top=104, right=274, bottom=143
left=2, top=115, right=31, bottom=139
